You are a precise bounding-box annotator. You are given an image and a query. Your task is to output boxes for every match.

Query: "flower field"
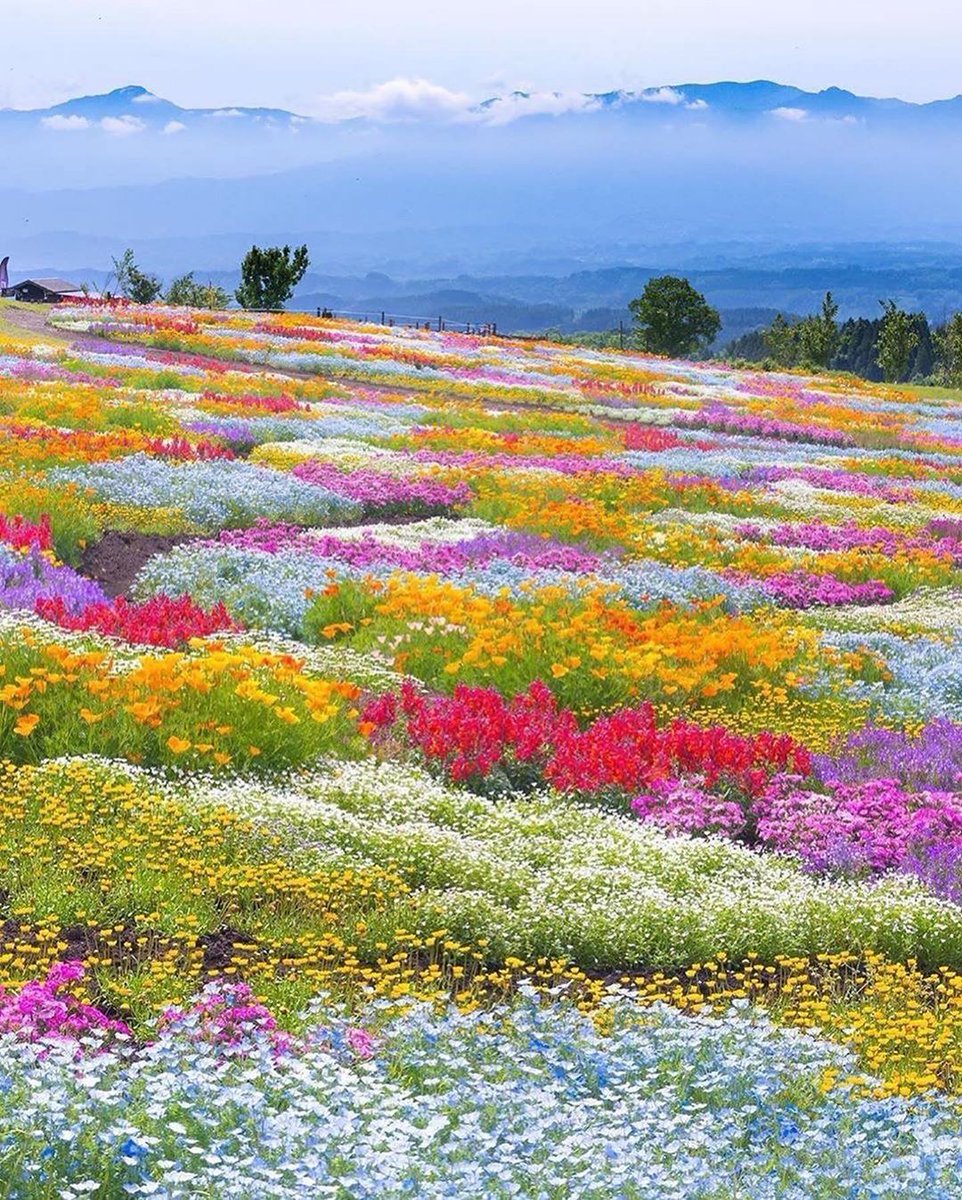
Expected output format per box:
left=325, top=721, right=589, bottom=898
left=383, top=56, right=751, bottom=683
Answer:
left=4, top=302, right=962, bottom=1193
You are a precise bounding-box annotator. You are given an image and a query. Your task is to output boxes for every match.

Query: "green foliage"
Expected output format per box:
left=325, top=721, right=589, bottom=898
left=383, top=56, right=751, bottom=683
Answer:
left=796, top=292, right=839, bottom=369
left=936, top=312, right=962, bottom=385
left=235, top=244, right=311, bottom=311
left=242, top=763, right=962, bottom=971
left=110, top=249, right=162, bottom=305
left=877, top=300, right=920, bottom=383
left=628, top=276, right=721, bottom=358
left=103, top=402, right=177, bottom=435
left=762, top=313, right=800, bottom=367
left=166, top=272, right=231, bottom=310
left=303, top=579, right=381, bottom=644
left=736, top=304, right=940, bottom=385
left=2, top=487, right=102, bottom=565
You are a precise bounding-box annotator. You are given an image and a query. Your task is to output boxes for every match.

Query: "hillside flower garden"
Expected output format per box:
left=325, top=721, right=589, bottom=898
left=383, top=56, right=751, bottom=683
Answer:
left=3, top=303, right=962, bottom=1194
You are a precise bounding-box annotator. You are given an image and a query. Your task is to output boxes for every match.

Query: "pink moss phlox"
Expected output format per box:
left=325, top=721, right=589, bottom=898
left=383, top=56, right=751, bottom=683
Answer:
left=0, top=961, right=130, bottom=1045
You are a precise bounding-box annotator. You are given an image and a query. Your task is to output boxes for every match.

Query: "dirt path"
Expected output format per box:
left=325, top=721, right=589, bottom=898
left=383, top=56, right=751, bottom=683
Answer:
left=0, top=301, right=77, bottom=342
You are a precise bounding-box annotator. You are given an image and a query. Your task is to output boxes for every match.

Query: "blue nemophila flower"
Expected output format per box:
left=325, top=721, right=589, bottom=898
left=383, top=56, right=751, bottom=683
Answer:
left=0, top=996, right=961, bottom=1197
left=51, top=455, right=360, bottom=533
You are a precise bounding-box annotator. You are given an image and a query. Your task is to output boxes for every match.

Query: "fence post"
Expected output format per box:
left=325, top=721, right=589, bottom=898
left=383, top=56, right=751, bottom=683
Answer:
left=437, top=315, right=442, bottom=332
left=316, top=307, right=321, bottom=318
left=381, top=311, right=385, bottom=325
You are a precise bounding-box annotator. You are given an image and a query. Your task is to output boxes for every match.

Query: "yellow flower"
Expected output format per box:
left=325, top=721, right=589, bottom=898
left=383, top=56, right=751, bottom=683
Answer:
left=166, top=736, right=191, bottom=754
left=13, top=713, right=39, bottom=736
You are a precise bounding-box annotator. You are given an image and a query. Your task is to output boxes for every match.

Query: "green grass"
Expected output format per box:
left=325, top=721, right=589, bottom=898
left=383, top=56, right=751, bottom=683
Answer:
left=905, top=382, right=962, bottom=403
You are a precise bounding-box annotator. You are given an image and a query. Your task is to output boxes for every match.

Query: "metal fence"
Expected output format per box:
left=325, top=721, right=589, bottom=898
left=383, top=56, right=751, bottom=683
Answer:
left=297, top=307, right=498, bottom=336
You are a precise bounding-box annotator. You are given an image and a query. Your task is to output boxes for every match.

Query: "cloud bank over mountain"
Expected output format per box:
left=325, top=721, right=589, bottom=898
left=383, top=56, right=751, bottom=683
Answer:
left=3, top=79, right=962, bottom=277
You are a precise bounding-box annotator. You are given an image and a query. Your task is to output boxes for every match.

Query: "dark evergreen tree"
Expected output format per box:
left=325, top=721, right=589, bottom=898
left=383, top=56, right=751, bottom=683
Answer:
left=722, top=329, right=769, bottom=362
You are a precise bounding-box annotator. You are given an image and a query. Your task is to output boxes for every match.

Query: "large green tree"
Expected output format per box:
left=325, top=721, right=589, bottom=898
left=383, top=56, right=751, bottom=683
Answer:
left=628, top=275, right=721, bottom=358
left=877, top=300, right=920, bottom=383
left=235, top=244, right=310, bottom=311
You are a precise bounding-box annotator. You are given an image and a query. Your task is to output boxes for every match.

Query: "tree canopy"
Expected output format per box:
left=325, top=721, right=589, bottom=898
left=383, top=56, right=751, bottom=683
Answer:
left=628, top=276, right=721, bottom=358
left=111, top=249, right=162, bottom=305
left=166, top=273, right=231, bottom=310
left=877, top=300, right=920, bottom=383
left=235, top=244, right=310, bottom=312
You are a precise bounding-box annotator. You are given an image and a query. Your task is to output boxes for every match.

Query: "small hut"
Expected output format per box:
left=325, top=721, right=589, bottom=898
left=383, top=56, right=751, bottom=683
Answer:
left=3, top=277, right=87, bottom=303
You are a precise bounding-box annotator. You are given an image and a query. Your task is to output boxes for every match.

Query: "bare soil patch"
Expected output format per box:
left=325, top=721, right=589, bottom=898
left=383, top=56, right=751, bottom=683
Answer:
left=80, top=531, right=193, bottom=597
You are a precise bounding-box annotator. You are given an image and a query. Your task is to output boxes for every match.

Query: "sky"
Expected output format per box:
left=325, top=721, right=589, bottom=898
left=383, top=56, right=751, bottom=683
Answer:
left=2, top=0, right=960, bottom=112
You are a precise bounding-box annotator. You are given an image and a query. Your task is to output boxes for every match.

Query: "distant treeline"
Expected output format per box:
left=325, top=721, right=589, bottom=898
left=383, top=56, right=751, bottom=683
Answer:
left=723, top=301, right=961, bottom=385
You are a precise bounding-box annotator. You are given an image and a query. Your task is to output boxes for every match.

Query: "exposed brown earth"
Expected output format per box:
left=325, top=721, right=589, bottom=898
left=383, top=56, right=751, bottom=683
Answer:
left=80, top=531, right=194, bottom=597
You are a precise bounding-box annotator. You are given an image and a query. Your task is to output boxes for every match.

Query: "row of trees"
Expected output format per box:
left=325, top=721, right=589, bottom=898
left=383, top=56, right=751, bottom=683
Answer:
left=626, top=275, right=962, bottom=386
left=109, top=244, right=311, bottom=311
left=728, top=292, right=962, bottom=385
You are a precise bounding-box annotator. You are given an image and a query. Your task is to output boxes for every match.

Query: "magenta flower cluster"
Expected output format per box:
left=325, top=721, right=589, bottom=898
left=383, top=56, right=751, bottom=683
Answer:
left=292, top=459, right=471, bottom=512
left=631, top=779, right=748, bottom=838
left=722, top=566, right=893, bottom=608
left=677, top=405, right=857, bottom=447
left=0, top=961, right=130, bottom=1044
left=0, top=965, right=379, bottom=1066
left=746, top=465, right=913, bottom=501
left=159, top=980, right=293, bottom=1054
left=756, top=776, right=962, bottom=874
left=632, top=772, right=962, bottom=885
left=213, top=521, right=607, bottom=574
left=739, top=521, right=962, bottom=563
left=757, top=571, right=894, bottom=609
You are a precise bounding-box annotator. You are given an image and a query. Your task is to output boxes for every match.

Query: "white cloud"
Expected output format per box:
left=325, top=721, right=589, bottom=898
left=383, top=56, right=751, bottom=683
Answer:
left=479, top=89, right=599, bottom=125
left=308, top=77, right=607, bottom=125
left=770, top=106, right=809, bottom=121
left=309, top=77, right=472, bottom=123
left=40, top=114, right=90, bottom=131
left=211, top=107, right=244, bottom=118
left=304, top=77, right=717, bottom=128
left=132, top=92, right=160, bottom=104
left=100, top=115, right=146, bottom=135
left=641, top=86, right=686, bottom=105
left=162, top=119, right=186, bottom=134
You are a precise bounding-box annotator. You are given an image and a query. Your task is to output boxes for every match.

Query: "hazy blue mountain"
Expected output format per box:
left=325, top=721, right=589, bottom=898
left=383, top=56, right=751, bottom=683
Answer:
left=12, top=83, right=307, bottom=129
left=3, top=80, right=962, bottom=300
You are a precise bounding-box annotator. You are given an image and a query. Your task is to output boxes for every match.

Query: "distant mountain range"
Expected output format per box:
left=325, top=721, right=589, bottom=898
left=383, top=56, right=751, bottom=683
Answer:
left=26, top=83, right=303, bottom=129
left=3, top=80, right=962, bottom=313
left=11, top=80, right=962, bottom=133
